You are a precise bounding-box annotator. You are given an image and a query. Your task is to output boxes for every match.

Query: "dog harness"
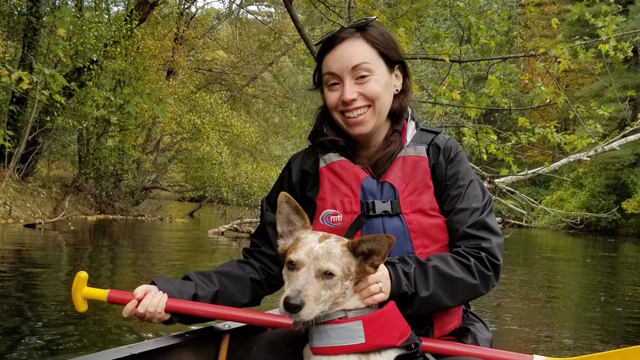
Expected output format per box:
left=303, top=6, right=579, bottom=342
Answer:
left=312, top=124, right=462, bottom=339
left=308, top=301, right=419, bottom=355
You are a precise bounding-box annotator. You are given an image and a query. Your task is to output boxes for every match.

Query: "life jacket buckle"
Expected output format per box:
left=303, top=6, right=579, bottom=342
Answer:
left=361, top=200, right=401, bottom=216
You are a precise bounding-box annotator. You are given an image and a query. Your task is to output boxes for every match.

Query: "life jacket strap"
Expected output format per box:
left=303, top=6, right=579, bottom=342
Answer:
left=344, top=213, right=367, bottom=239
left=344, top=200, right=402, bottom=239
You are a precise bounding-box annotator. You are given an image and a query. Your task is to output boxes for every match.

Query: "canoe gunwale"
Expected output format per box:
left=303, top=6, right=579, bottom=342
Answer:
left=70, top=320, right=247, bottom=360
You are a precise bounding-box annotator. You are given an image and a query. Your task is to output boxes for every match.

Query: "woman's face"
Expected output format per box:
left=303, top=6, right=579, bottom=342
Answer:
left=321, top=37, right=403, bottom=150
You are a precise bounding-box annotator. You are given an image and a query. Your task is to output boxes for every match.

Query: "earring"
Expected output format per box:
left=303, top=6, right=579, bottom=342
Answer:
left=394, top=88, right=400, bottom=94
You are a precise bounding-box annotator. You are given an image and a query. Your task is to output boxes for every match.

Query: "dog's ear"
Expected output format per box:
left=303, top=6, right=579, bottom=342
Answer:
left=347, top=235, right=395, bottom=276
left=276, top=192, right=311, bottom=253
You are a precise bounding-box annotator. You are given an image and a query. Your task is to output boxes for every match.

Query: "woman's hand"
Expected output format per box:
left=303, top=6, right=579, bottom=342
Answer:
left=355, top=264, right=391, bottom=306
left=122, top=285, right=171, bottom=323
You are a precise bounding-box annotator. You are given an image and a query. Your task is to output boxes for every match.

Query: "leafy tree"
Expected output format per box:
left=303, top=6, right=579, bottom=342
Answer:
left=1, top=0, right=639, bottom=232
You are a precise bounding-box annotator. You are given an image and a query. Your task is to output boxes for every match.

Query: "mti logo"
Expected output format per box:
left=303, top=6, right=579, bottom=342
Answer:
left=320, top=210, right=343, bottom=227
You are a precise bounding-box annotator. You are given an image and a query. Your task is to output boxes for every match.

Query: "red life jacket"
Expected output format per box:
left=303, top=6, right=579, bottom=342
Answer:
left=312, top=139, right=462, bottom=339
left=308, top=301, right=413, bottom=355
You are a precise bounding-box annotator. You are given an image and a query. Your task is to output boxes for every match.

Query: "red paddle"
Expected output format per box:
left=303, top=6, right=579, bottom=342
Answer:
left=72, top=271, right=638, bottom=360
left=72, top=271, right=291, bottom=329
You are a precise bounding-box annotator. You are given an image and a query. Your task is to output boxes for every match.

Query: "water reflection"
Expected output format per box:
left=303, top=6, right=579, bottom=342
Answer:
left=0, top=205, right=638, bottom=359
left=473, top=229, right=640, bottom=357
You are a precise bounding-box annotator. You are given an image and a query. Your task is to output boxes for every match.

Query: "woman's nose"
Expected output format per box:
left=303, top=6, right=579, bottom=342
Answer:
left=341, top=82, right=358, bottom=102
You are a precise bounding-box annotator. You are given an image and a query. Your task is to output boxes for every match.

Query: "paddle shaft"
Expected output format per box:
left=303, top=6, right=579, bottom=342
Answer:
left=106, top=289, right=294, bottom=329
left=106, top=289, right=532, bottom=360
left=420, top=338, right=532, bottom=360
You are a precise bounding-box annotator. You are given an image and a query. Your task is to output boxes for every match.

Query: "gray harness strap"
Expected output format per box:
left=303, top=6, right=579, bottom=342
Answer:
left=313, top=306, right=377, bottom=323
left=309, top=321, right=366, bottom=348
left=306, top=307, right=378, bottom=347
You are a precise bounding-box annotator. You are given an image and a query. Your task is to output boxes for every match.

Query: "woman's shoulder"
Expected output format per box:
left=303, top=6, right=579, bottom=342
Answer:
left=411, top=126, right=462, bottom=160
left=283, top=145, right=321, bottom=175
left=288, top=145, right=319, bottom=162
left=431, top=131, right=463, bottom=157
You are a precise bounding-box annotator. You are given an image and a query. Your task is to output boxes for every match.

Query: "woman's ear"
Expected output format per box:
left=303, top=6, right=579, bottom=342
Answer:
left=392, top=65, right=403, bottom=90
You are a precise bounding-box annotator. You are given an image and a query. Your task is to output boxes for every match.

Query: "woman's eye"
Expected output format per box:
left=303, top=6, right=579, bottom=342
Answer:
left=286, top=260, right=297, bottom=271
left=356, top=74, right=370, bottom=81
left=322, top=271, right=335, bottom=280
left=326, top=82, right=340, bottom=89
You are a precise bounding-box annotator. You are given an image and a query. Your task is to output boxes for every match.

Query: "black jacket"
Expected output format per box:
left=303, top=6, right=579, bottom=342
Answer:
left=153, top=113, right=503, bottom=342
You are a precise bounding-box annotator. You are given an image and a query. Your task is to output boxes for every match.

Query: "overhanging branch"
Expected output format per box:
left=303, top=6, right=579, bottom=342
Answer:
left=406, top=52, right=540, bottom=63
left=416, top=99, right=556, bottom=111
left=283, top=0, right=317, bottom=59
left=406, top=29, right=640, bottom=64
left=494, top=131, right=640, bottom=185
left=224, top=41, right=298, bottom=102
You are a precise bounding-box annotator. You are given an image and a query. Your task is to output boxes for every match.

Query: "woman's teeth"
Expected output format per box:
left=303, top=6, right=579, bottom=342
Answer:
left=344, top=106, right=370, bottom=118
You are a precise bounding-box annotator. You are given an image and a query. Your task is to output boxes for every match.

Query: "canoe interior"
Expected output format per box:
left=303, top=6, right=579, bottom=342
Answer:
left=71, top=320, right=266, bottom=360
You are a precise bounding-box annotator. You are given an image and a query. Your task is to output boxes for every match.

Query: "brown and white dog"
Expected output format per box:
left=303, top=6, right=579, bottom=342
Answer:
left=276, top=192, right=413, bottom=360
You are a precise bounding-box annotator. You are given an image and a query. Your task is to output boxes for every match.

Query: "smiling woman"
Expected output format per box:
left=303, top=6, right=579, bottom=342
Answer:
left=311, top=24, right=412, bottom=178
left=320, top=39, right=402, bottom=152
left=120, top=19, right=503, bottom=360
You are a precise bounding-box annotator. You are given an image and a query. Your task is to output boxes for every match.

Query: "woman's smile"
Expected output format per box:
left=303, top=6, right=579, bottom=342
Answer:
left=342, top=106, right=371, bottom=119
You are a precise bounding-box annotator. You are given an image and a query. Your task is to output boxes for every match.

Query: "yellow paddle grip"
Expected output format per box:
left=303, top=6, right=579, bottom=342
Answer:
left=71, top=271, right=109, bottom=313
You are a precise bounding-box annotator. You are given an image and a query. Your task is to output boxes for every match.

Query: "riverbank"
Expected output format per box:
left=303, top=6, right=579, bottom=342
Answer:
left=3, top=176, right=640, bottom=236
left=0, top=178, right=189, bottom=225
left=0, top=176, right=78, bottom=224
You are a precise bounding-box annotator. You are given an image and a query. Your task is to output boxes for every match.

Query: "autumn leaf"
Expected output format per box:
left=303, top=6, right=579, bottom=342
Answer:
left=597, top=43, right=607, bottom=54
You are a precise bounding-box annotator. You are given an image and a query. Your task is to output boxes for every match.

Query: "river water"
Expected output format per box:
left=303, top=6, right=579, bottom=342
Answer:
left=0, top=200, right=638, bottom=359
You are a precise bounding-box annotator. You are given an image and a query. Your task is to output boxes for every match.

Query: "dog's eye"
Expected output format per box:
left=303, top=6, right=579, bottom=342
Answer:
left=286, top=260, right=297, bottom=271
left=322, top=271, right=335, bottom=280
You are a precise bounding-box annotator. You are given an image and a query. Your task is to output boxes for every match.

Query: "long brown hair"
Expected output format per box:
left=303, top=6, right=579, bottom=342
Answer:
left=311, top=24, right=412, bottom=179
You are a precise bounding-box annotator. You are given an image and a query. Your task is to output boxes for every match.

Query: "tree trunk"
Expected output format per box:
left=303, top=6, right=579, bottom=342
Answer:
left=4, top=0, right=44, bottom=171
left=166, top=0, right=190, bottom=81
left=6, top=88, right=40, bottom=177
left=629, top=47, right=640, bottom=127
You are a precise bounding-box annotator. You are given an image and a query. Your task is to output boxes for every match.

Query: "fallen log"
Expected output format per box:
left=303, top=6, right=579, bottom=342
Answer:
left=208, top=218, right=259, bottom=237
left=24, top=196, right=74, bottom=229
left=24, top=212, right=76, bottom=228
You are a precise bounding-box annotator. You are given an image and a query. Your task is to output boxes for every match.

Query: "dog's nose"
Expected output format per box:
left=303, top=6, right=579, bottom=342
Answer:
left=283, top=295, right=305, bottom=314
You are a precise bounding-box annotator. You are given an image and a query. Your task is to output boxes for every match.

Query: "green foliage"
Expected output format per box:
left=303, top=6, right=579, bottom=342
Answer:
left=505, top=141, right=640, bottom=232
left=0, top=0, right=321, bottom=212
left=0, top=0, right=639, bottom=231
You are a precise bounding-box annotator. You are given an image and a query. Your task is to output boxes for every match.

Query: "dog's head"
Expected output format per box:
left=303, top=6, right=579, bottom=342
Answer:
left=276, top=192, right=395, bottom=323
